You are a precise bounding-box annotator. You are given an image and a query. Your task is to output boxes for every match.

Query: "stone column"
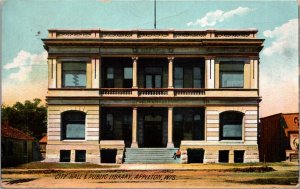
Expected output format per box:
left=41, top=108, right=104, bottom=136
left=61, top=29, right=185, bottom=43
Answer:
left=167, top=107, right=174, bottom=148
left=131, top=107, right=138, bottom=148
left=205, top=57, right=215, bottom=88
left=168, top=57, right=174, bottom=96
left=132, top=57, right=138, bottom=96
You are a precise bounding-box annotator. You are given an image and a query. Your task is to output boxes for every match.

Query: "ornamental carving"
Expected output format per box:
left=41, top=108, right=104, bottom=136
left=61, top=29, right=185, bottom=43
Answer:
left=101, top=33, right=132, bottom=38
left=216, top=34, right=251, bottom=38
left=57, top=33, right=93, bottom=38
left=174, top=33, right=206, bottom=38
left=138, top=34, right=169, bottom=38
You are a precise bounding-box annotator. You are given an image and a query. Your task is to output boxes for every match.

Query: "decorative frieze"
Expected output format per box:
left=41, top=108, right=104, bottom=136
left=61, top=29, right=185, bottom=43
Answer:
left=57, top=32, right=94, bottom=38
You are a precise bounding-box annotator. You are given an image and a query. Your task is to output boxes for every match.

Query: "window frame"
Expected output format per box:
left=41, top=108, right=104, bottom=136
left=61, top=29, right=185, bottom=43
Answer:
left=123, top=67, right=133, bottom=88
left=192, top=66, right=202, bottom=88
left=219, top=111, right=244, bottom=141
left=219, top=61, right=244, bottom=88
left=62, top=62, right=87, bottom=88
left=174, top=67, right=184, bottom=88
left=61, top=111, right=86, bottom=140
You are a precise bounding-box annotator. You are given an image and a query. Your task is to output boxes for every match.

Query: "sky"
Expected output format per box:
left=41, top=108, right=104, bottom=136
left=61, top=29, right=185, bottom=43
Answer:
left=1, top=0, right=298, bottom=117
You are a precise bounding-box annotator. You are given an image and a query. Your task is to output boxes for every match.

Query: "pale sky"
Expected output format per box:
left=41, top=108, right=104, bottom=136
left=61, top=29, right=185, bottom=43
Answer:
left=1, top=0, right=298, bottom=117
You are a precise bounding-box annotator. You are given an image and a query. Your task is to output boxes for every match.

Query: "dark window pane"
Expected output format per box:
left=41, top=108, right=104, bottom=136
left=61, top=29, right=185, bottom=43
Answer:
left=62, top=111, right=86, bottom=140
left=155, top=75, right=161, bottom=88
left=220, top=62, right=244, bottom=88
left=221, top=73, right=244, bottom=87
left=124, top=67, right=132, bottom=79
left=60, top=150, right=70, bottom=162
left=193, top=79, right=201, bottom=88
left=146, top=75, right=152, bottom=88
left=193, top=67, right=201, bottom=79
left=220, top=111, right=243, bottom=140
left=75, top=150, right=86, bottom=162
left=174, top=67, right=183, bottom=79
left=63, top=63, right=86, bottom=87
left=107, top=67, right=114, bottom=79
left=175, top=80, right=183, bottom=88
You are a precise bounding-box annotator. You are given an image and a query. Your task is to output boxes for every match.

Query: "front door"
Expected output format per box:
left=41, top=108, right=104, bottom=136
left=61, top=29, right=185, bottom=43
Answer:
left=143, top=114, right=163, bottom=147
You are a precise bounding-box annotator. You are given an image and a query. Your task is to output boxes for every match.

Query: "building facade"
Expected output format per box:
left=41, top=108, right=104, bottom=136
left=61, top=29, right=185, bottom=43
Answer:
left=259, top=113, right=299, bottom=162
left=43, top=29, right=263, bottom=164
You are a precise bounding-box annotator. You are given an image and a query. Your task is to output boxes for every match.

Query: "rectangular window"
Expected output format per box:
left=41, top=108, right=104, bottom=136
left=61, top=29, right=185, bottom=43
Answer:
left=60, top=150, right=71, bottom=162
left=66, top=123, right=85, bottom=139
left=62, top=63, right=86, bottom=87
left=105, top=67, right=114, bottom=88
left=193, top=67, right=201, bottom=88
left=174, top=67, right=183, bottom=88
left=75, top=150, right=86, bottom=162
left=123, top=67, right=133, bottom=88
left=220, top=62, right=244, bottom=88
left=223, top=124, right=242, bottom=138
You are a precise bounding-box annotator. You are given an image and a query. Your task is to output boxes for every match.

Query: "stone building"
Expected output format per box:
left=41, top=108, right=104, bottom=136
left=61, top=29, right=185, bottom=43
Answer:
left=42, top=29, right=263, bottom=164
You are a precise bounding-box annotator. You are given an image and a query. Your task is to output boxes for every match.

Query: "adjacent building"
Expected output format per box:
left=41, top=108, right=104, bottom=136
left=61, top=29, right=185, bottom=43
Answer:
left=43, top=29, right=263, bottom=164
left=259, top=113, right=299, bottom=162
left=1, top=121, right=36, bottom=167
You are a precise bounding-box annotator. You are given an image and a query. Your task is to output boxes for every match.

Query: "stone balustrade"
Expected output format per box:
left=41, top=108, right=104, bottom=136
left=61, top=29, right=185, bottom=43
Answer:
left=48, top=29, right=257, bottom=39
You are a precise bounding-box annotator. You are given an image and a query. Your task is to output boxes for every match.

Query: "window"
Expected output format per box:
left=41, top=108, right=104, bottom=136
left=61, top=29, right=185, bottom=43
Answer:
left=62, top=63, right=86, bottom=87
left=220, top=62, right=244, bottom=88
left=75, top=150, right=86, bottom=162
left=61, top=111, right=86, bottom=140
left=60, top=150, right=71, bottom=162
left=234, top=150, right=244, bottom=163
left=193, top=67, right=202, bottom=88
left=123, top=67, right=133, bottom=88
left=101, top=113, right=114, bottom=140
left=220, top=111, right=243, bottom=140
left=174, top=67, right=183, bottom=88
left=173, top=114, right=183, bottom=147
left=105, top=67, right=114, bottom=88
left=145, top=67, right=162, bottom=88
left=219, top=150, right=229, bottom=163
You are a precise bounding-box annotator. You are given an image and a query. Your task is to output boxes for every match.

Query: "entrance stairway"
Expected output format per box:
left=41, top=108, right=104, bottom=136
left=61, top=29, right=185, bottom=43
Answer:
left=123, top=148, right=181, bottom=164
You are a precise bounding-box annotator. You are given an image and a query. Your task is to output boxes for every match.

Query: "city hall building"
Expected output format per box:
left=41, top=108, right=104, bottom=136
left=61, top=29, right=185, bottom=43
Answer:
left=43, top=29, right=263, bottom=164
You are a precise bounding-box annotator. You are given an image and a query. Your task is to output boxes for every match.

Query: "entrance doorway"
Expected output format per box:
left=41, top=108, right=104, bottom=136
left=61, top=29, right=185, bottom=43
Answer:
left=143, top=114, right=163, bottom=147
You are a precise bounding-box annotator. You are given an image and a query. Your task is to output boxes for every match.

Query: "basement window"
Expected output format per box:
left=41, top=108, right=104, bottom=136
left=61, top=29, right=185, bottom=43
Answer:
left=187, top=149, right=204, bottom=163
left=234, top=150, right=244, bottom=163
left=219, top=150, right=229, bottom=163
left=60, top=150, right=71, bottom=162
left=101, top=149, right=117, bottom=163
left=75, top=150, right=86, bottom=162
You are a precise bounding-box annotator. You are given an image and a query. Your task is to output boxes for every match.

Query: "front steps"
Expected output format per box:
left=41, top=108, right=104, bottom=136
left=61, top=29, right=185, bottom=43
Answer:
left=124, top=148, right=181, bottom=164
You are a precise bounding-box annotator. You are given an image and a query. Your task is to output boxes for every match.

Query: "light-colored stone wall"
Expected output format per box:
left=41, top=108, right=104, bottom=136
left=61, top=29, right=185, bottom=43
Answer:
left=46, top=104, right=100, bottom=163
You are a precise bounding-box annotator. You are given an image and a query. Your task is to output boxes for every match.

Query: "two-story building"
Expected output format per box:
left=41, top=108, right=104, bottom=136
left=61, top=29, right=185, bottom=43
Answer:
left=43, top=29, right=263, bottom=164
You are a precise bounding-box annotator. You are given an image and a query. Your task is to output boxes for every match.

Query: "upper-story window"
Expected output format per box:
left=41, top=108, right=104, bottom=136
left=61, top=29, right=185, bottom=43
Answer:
left=123, top=67, right=133, bottom=88
left=193, top=67, right=202, bottom=88
left=105, top=67, right=114, bottom=88
left=220, top=111, right=243, bottom=140
left=220, top=62, right=244, bottom=88
left=61, top=111, right=86, bottom=140
left=174, top=67, right=183, bottom=88
left=62, top=63, right=86, bottom=88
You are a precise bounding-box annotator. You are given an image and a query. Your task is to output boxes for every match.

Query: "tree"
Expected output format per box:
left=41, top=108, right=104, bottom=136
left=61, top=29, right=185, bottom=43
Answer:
left=1, top=99, right=47, bottom=140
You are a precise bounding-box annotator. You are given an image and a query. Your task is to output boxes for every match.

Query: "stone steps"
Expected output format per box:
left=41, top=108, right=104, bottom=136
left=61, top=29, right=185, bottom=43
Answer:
left=124, top=148, right=181, bottom=164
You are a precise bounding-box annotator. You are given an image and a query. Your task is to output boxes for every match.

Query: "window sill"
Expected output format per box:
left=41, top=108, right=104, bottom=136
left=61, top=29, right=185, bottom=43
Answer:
left=61, top=140, right=86, bottom=142
left=219, top=140, right=243, bottom=143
